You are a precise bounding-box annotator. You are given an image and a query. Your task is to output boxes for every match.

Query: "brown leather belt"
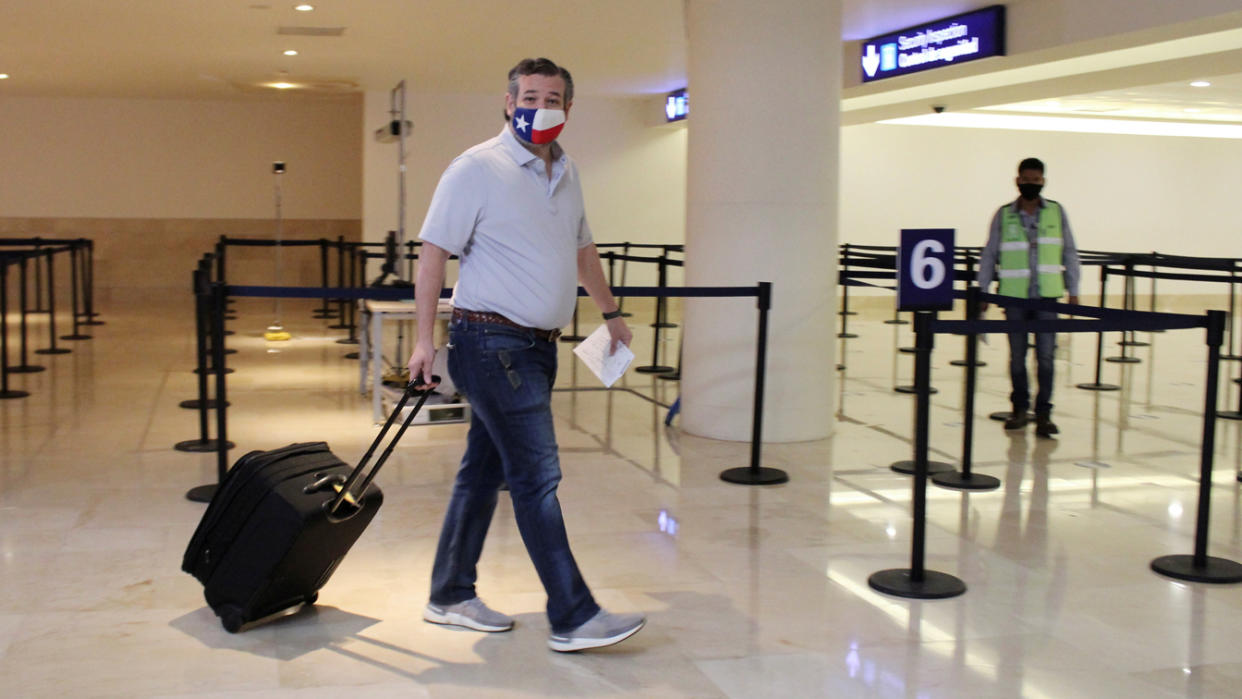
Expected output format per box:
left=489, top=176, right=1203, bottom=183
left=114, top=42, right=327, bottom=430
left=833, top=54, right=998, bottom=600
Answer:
left=451, top=308, right=562, bottom=342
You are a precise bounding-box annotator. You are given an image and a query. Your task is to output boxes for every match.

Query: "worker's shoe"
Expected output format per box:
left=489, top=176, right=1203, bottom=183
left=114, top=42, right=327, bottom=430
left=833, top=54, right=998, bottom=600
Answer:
left=1035, top=414, right=1059, bottom=438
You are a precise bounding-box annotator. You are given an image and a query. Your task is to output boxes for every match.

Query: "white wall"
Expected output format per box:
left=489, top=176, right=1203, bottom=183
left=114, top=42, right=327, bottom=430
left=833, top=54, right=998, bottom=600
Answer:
left=362, top=91, right=687, bottom=286
left=0, top=96, right=362, bottom=219
left=840, top=123, right=1242, bottom=299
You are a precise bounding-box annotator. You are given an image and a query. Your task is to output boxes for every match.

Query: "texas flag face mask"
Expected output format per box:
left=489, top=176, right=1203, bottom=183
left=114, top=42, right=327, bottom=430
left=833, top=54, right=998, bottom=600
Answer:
left=511, top=107, right=566, bottom=145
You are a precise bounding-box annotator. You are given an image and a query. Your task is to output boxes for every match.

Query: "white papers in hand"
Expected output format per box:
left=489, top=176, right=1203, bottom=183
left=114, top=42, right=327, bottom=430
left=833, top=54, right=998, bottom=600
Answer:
left=572, top=324, right=634, bottom=387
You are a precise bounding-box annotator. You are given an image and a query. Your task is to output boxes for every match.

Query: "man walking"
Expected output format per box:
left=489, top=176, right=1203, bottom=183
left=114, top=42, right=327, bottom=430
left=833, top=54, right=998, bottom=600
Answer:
left=977, top=157, right=1081, bottom=438
left=406, top=58, right=645, bottom=652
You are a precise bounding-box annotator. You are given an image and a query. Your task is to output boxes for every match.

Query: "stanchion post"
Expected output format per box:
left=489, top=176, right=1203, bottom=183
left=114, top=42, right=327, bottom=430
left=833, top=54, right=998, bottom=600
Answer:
left=34, top=249, right=69, bottom=356
left=80, top=239, right=103, bottom=325
left=617, top=242, right=632, bottom=317
left=1151, top=310, right=1242, bottom=583
left=721, top=282, right=788, bottom=485
left=9, top=255, right=44, bottom=374
left=934, top=288, right=1000, bottom=491
left=1078, top=265, right=1120, bottom=391
left=0, top=259, right=30, bottom=399
left=313, top=238, right=336, bottom=319
left=839, top=244, right=856, bottom=317
left=652, top=250, right=677, bottom=329
left=328, top=236, right=350, bottom=329
left=60, top=243, right=90, bottom=341
left=870, top=311, right=967, bottom=598
left=636, top=263, right=674, bottom=374
left=337, top=242, right=361, bottom=346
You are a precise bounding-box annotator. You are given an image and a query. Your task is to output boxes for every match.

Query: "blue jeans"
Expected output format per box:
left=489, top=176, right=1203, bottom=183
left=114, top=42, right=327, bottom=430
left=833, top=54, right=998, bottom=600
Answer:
left=428, top=315, right=599, bottom=633
left=1004, top=307, right=1056, bottom=416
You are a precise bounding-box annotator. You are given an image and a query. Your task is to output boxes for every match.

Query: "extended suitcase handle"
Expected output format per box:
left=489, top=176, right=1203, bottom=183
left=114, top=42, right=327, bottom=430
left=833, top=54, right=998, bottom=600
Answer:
left=326, top=376, right=440, bottom=522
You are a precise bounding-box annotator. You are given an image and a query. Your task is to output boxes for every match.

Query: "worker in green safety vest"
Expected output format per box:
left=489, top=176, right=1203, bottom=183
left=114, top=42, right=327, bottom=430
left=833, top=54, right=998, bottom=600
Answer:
left=977, top=157, right=1081, bottom=438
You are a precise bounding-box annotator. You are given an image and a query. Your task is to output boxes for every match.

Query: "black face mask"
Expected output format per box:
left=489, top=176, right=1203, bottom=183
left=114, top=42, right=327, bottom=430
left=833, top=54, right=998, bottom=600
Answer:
left=1018, top=183, right=1043, bottom=201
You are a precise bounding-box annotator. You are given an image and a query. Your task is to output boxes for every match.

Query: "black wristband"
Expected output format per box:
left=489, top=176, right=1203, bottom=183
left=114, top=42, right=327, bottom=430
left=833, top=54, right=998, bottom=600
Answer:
left=602, top=309, right=623, bottom=320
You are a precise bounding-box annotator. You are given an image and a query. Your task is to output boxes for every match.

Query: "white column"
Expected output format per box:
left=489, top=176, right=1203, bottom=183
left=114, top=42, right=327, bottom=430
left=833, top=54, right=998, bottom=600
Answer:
left=681, top=0, right=841, bottom=442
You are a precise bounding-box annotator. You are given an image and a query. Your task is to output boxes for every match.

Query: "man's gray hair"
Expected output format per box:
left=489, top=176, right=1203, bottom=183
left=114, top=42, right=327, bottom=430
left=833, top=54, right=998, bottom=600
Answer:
left=507, top=57, right=574, bottom=104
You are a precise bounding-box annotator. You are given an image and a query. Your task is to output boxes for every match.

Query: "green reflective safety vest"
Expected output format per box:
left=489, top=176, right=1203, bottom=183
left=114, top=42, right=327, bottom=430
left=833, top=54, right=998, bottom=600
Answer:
left=997, top=201, right=1065, bottom=298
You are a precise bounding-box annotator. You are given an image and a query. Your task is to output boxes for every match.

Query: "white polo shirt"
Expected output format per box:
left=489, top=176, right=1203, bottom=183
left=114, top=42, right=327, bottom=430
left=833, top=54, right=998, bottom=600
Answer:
left=418, top=127, right=592, bottom=330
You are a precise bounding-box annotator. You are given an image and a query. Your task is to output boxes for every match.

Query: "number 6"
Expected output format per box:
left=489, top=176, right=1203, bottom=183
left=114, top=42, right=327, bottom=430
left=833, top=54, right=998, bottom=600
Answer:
left=910, top=240, right=946, bottom=290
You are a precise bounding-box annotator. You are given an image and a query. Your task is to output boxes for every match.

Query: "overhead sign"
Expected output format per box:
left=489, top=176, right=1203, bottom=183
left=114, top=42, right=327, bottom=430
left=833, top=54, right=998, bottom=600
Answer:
left=860, top=5, right=1005, bottom=83
left=897, top=229, right=956, bottom=311
left=665, top=89, right=688, bottom=122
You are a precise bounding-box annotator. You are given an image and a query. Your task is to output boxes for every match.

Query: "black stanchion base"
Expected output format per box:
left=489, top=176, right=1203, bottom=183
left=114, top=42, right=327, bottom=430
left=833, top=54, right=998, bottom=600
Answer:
left=34, top=348, right=71, bottom=355
left=1150, top=555, right=1242, bottom=584
left=1105, top=356, right=1141, bottom=364
left=224, top=348, right=237, bottom=355
left=898, top=347, right=916, bottom=354
left=344, top=352, right=360, bottom=360
left=890, top=460, right=954, bottom=475
left=1077, top=382, right=1121, bottom=391
left=186, top=484, right=218, bottom=503
left=179, top=399, right=230, bottom=409
left=838, top=311, right=858, bottom=316
left=312, top=311, right=339, bottom=319
left=6, top=365, right=45, bottom=374
left=82, top=319, right=105, bottom=326
left=635, top=365, right=675, bottom=374
left=949, top=359, right=987, bottom=367
left=884, top=319, right=910, bottom=325
left=174, top=439, right=235, bottom=453
left=327, top=323, right=350, bottom=330
left=868, top=569, right=966, bottom=599
left=1217, top=411, right=1242, bottom=421
left=838, top=332, right=858, bottom=339
left=932, top=471, right=1002, bottom=491
left=60, top=334, right=92, bottom=341
left=651, top=322, right=678, bottom=329
left=1120, top=340, right=1150, bottom=347
left=193, top=367, right=235, bottom=375
left=657, top=371, right=680, bottom=381
left=837, top=364, right=845, bottom=370
left=0, top=389, right=30, bottom=399
left=223, top=330, right=235, bottom=336
left=87, top=310, right=104, bottom=316
left=719, top=466, right=789, bottom=485
left=224, top=315, right=238, bottom=321
left=336, top=337, right=360, bottom=345
left=1220, top=354, right=1242, bottom=361
left=559, top=334, right=587, bottom=343
left=894, top=385, right=938, bottom=394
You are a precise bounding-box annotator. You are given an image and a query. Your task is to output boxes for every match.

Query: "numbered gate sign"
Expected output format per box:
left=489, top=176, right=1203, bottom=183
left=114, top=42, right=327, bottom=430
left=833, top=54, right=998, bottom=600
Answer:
left=897, top=229, right=955, bottom=311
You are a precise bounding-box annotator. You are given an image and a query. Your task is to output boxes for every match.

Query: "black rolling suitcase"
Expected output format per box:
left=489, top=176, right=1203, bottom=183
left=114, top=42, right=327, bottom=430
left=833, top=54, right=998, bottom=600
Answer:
left=182, top=378, right=437, bottom=632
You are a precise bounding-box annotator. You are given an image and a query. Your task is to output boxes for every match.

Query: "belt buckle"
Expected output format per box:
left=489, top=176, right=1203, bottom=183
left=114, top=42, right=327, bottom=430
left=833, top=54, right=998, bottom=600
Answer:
left=548, top=329, right=562, bottom=342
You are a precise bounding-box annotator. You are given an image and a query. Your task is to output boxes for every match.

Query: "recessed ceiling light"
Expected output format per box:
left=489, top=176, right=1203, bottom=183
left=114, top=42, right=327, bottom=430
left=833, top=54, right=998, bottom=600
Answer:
left=294, top=3, right=314, bottom=10
left=283, top=49, right=299, bottom=56
left=267, top=81, right=299, bottom=89
left=1190, top=81, right=1211, bottom=87
left=0, top=74, right=9, bottom=80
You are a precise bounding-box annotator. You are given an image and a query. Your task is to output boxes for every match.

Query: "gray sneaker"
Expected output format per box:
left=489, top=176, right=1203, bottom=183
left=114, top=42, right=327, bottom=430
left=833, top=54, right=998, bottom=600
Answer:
left=423, top=598, right=514, bottom=632
left=548, top=609, right=646, bottom=652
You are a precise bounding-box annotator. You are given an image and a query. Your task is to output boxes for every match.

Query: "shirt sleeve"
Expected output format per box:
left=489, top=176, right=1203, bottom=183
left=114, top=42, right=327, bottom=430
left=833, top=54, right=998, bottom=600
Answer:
left=1060, top=205, right=1081, bottom=296
left=976, top=207, right=1004, bottom=292
left=418, top=156, right=484, bottom=256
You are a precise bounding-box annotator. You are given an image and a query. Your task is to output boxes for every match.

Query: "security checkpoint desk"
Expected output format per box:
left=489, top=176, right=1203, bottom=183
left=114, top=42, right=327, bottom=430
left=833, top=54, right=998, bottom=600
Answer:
left=358, top=299, right=460, bottom=423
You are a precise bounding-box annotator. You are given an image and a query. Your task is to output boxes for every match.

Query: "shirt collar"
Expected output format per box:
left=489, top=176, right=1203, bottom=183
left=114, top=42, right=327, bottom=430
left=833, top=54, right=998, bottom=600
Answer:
left=498, top=126, right=565, bottom=167
left=1010, top=196, right=1045, bottom=213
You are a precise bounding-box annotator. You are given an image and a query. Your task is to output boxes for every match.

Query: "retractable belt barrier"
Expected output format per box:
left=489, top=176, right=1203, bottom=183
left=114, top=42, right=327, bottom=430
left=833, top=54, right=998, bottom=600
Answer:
left=179, top=280, right=785, bottom=502
left=870, top=287, right=1242, bottom=601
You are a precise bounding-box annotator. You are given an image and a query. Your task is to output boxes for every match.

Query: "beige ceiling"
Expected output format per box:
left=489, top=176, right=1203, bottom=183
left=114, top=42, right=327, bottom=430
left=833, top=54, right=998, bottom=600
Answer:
left=1, top=0, right=1239, bottom=128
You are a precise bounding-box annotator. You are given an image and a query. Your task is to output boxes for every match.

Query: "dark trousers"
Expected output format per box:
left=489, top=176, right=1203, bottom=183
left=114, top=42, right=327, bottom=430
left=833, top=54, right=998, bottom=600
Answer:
left=428, top=315, right=599, bottom=634
left=1004, top=307, right=1057, bottom=416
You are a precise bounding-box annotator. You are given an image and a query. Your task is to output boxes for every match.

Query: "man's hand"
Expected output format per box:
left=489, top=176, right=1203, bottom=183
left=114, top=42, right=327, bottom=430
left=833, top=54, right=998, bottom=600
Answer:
left=606, top=316, right=632, bottom=355
left=406, top=341, right=439, bottom=389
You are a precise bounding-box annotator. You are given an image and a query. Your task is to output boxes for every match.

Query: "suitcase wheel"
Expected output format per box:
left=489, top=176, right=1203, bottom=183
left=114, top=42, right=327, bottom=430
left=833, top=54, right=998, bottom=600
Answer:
left=304, top=592, right=318, bottom=606
left=220, top=606, right=245, bottom=634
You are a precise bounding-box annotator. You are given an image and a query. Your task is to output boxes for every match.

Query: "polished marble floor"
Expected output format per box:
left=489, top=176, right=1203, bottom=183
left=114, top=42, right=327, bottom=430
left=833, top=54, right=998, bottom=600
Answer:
left=3, top=292, right=1242, bottom=698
